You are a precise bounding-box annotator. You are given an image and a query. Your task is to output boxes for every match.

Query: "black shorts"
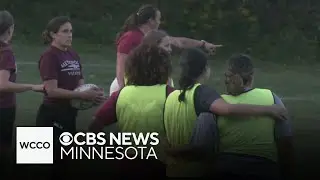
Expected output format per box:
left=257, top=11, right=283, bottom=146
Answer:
left=36, top=103, right=77, bottom=159
left=36, top=103, right=77, bottom=132
left=0, top=107, right=16, bottom=149
left=36, top=103, right=78, bottom=149
left=35, top=103, right=78, bottom=177
left=0, top=107, right=16, bottom=178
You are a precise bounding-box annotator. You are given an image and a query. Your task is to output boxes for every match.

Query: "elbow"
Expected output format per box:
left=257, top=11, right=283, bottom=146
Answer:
left=210, top=104, right=231, bottom=116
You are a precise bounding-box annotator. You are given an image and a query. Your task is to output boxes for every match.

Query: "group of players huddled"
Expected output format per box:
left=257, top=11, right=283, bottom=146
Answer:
left=0, top=4, right=293, bottom=179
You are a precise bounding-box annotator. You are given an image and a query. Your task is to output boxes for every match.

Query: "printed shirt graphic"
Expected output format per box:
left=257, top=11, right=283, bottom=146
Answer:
left=60, top=60, right=81, bottom=76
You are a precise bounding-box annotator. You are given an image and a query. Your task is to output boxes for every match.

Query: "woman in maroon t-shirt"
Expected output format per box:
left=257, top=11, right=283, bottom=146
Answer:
left=0, top=11, right=43, bottom=161
left=142, top=30, right=174, bottom=86
left=36, top=17, right=104, bottom=167
left=110, top=4, right=222, bottom=94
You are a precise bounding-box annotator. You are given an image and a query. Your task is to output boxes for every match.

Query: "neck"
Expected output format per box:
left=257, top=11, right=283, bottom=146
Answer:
left=196, top=76, right=206, bottom=84
left=139, top=25, right=152, bottom=35
left=51, top=42, right=68, bottom=51
left=231, top=84, right=253, bottom=95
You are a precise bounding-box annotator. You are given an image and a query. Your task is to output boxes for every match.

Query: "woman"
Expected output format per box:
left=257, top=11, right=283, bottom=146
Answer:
left=36, top=16, right=104, bottom=176
left=110, top=4, right=222, bottom=94
left=0, top=10, right=43, bottom=169
left=213, top=54, right=293, bottom=180
left=0, top=10, right=44, bottom=175
left=89, top=44, right=174, bottom=177
left=142, top=30, right=172, bottom=54
left=142, top=30, right=174, bottom=87
left=163, top=48, right=287, bottom=177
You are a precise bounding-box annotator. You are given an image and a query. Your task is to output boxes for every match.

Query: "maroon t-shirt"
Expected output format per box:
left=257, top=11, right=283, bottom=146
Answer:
left=117, top=29, right=144, bottom=54
left=0, top=41, right=16, bottom=108
left=39, top=46, right=83, bottom=105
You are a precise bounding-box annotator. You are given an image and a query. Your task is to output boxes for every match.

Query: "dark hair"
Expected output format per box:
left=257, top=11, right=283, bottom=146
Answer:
left=0, top=10, right=14, bottom=36
left=125, top=44, right=171, bottom=86
left=116, top=4, right=159, bottom=43
left=178, top=48, right=208, bottom=102
left=228, top=54, right=254, bottom=85
left=142, top=30, right=168, bottom=45
left=42, top=16, right=71, bottom=44
left=226, top=54, right=254, bottom=95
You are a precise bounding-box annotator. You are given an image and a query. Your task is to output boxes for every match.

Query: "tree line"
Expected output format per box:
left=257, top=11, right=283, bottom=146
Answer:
left=4, top=0, right=319, bottom=63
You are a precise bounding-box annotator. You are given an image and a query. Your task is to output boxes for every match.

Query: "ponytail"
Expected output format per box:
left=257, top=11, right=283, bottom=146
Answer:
left=178, top=48, right=208, bottom=102
left=227, top=53, right=254, bottom=96
left=115, top=13, right=138, bottom=43
left=178, top=75, right=196, bottom=102
left=42, top=30, right=52, bottom=45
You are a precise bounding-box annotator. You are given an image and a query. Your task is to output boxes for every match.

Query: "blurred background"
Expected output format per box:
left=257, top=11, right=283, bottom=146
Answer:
left=4, top=0, right=319, bottom=63
left=3, top=0, right=320, bottom=178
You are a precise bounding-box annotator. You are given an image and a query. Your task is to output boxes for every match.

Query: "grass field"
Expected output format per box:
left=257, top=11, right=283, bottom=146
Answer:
left=12, top=41, right=320, bottom=178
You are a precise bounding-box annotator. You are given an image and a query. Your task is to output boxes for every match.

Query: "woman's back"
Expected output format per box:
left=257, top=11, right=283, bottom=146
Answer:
left=116, top=85, right=168, bottom=134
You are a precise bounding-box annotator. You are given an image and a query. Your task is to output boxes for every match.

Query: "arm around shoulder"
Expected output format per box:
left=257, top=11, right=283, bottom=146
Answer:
left=209, top=97, right=287, bottom=121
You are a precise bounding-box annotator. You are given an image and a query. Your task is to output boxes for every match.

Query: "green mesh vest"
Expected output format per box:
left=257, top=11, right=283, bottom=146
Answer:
left=116, top=85, right=168, bottom=161
left=164, top=84, right=205, bottom=176
left=218, top=88, right=278, bottom=161
left=164, top=84, right=201, bottom=146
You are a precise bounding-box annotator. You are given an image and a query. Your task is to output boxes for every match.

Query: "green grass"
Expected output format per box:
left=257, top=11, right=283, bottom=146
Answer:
left=12, top=41, right=320, bottom=177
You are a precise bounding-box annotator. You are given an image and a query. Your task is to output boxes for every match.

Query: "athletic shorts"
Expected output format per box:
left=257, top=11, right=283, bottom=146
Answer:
left=0, top=107, right=16, bottom=149
left=0, top=107, right=16, bottom=178
left=35, top=103, right=78, bottom=177
left=36, top=103, right=77, bottom=132
left=36, top=103, right=77, bottom=160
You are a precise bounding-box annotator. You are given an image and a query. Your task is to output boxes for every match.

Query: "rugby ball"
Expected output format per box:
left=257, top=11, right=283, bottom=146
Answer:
left=71, top=84, right=102, bottom=110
